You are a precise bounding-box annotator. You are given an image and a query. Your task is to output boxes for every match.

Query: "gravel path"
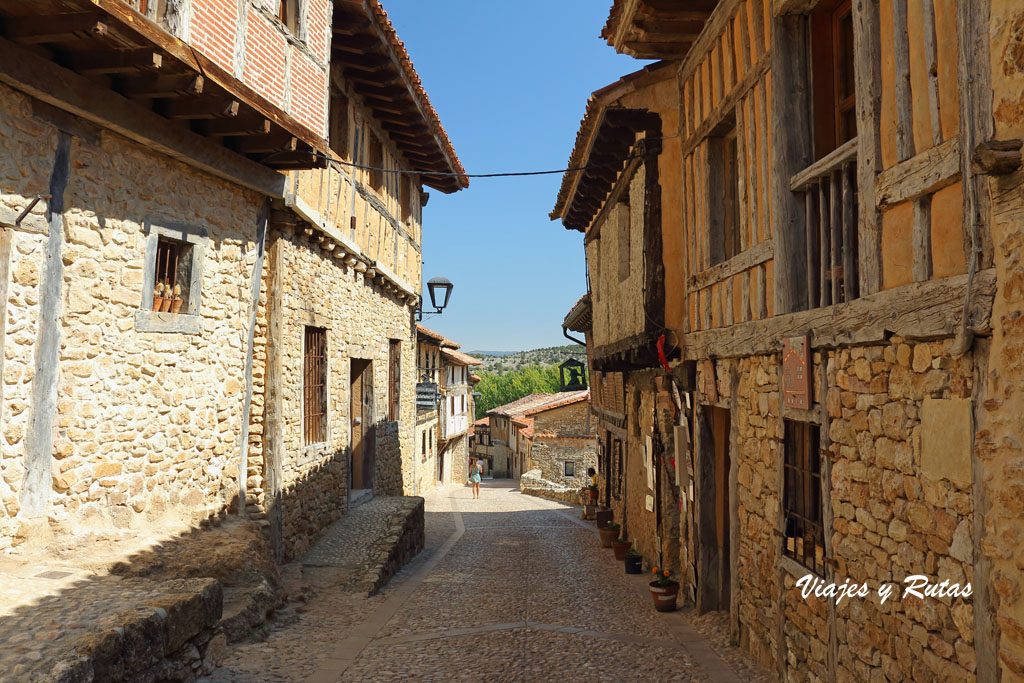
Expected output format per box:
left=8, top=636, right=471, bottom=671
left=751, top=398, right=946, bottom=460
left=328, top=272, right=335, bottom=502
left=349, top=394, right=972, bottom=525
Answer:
left=207, top=481, right=773, bottom=682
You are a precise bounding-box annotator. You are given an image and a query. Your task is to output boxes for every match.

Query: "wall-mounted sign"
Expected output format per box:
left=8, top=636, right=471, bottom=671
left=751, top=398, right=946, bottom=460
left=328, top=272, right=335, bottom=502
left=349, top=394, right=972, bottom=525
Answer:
left=782, top=335, right=812, bottom=410
left=645, top=494, right=655, bottom=512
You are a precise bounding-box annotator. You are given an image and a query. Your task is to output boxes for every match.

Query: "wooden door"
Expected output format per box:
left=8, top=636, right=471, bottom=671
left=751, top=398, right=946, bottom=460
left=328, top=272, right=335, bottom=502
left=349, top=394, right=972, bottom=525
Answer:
left=697, top=406, right=732, bottom=613
left=350, top=359, right=374, bottom=491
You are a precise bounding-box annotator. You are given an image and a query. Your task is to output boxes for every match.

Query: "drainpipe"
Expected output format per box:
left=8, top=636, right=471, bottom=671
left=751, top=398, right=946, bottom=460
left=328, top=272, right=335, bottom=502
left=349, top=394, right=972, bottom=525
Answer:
left=562, top=325, right=586, bottom=347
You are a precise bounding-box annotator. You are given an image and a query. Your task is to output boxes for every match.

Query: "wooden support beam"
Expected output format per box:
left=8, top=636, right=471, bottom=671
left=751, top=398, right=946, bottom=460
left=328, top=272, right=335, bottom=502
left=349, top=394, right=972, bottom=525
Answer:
left=972, top=139, right=1023, bottom=175
left=683, top=270, right=996, bottom=360
left=71, top=48, right=162, bottom=75
left=119, top=73, right=204, bottom=99
left=875, top=135, right=960, bottom=207
left=196, top=116, right=271, bottom=137
left=688, top=240, right=774, bottom=295
left=912, top=197, right=933, bottom=282
left=233, top=134, right=298, bottom=155
left=164, top=97, right=239, bottom=119
left=3, top=12, right=107, bottom=44
left=891, top=0, right=915, bottom=162
left=853, top=0, right=884, bottom=296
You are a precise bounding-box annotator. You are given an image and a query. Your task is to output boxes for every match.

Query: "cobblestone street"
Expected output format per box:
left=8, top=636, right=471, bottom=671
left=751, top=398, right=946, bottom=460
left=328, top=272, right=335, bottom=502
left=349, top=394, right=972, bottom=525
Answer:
left=207, top=481, right=771, bottom=682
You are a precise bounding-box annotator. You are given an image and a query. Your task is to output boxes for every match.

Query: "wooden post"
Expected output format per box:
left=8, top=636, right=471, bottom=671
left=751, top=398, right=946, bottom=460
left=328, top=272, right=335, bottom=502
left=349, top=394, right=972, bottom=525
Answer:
left=853, top=0, right=883, bottom=296
left=819, top=180, right=830, bottom=307
left=921, top=0, right=943, bottom=147
left=842, top=163, right=857, bottom=300
left=770, top=14, right=812, bottom=314
left=830, top=171, right=841, bottom=304
left=890, top=0, right=915, bottom=162
left=912, top=197, right=933, bottom=282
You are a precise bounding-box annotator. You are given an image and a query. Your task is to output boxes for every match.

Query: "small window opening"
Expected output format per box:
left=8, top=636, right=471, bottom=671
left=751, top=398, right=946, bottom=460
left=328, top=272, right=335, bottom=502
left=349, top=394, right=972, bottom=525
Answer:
left=152, top=238, right=192, bottom=313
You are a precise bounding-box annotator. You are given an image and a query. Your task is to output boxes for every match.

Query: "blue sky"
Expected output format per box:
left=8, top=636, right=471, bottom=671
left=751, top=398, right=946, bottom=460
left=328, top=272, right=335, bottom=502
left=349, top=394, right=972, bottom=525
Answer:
left=382, top=0, right=650, bottom=352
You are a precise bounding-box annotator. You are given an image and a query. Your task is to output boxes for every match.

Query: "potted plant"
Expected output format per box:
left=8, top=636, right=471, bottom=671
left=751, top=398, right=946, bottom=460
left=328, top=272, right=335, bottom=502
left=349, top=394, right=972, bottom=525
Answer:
left=599, top=522, right=619, bottom=548
left=153, top=281, right=166, bottom=312
left=624, top=549, right=642, bottom=574
left=649, top=567, right=680, bottom=612
left=612, top=537, right=632, bottom=561
left=169, top=283, right=184, bottom=314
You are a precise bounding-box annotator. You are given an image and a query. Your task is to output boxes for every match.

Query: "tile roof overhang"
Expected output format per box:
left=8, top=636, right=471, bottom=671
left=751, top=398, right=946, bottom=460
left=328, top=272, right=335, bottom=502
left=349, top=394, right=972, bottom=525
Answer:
left=563, top=293, right=593, bottom=333
left=601, top=0, right=718, bottom=60
left=0, top=0, right=329, bottom=172
left=441, top=348, right=483, bottom=366
left=416, top=323, right=447, bottom=345
left=489, top=390, right=591, bottom=420
left=549, top=61, right=673, bottom=232
left=332, top=0, right=467, bottom=194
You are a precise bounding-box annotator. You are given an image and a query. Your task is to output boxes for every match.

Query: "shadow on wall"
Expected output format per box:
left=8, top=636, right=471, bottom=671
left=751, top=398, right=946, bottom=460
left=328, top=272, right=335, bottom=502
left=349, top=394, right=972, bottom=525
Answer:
left=0, top=419, right=404, bottom=680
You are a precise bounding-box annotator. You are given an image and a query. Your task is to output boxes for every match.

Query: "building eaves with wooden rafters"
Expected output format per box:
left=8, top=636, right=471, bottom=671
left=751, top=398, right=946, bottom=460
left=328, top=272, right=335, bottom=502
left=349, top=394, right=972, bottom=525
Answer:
left=0, top=0, right=328, bottom=177
left=332, top=0, right=468, bottom=194
left=601, top=0, right=719, bottom=60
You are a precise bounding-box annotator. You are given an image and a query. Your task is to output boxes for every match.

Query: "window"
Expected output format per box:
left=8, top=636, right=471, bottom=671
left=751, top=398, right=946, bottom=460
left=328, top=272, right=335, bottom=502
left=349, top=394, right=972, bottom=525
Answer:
left=303, top=327, right=327, bottom=445
left=783, top=420, right=825, bottom=574
left=421, top=430, right=426, bottom=457
left=400, top=176, right=413, bottom=223
left=709, top=119, right=740, bottom=266
left=810, top=0, right=856, bottom=159
left=152, top=237, right=193, bottom=314
left=388, top=339, right=400, bottom=422
left=368, top=134, right=384, bottom=191
left=617, top=198, right=631, bottom=281
left=330, top=89, right=349, bottom=158
left=137, top=220, right=207, bottom=334
left=564, top=461, right=576, bottom=478
left=279, top=0, right=299, bottom=34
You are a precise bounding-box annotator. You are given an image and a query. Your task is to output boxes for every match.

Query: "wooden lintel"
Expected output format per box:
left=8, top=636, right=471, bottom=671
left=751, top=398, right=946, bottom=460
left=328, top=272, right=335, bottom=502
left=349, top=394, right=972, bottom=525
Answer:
left=790, top=137, right=858, bottom=191
left=164, top=97, right=240, bottom=120
left=683, top=270, right=996, bottom=360
left=197, top=116, right=271, bottom=137
left=972, top=139, right=1023, bottom=176
left=119, top=73, right=204, bottom=99
left=72, top=48, right=163, bottom=75
left=3, top=12, right=108, bottom=44
left=875, top=135, right=960, bottom=208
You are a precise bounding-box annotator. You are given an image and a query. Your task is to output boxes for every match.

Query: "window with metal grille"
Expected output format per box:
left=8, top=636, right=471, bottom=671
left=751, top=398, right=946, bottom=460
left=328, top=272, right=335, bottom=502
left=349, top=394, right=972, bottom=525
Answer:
left=388, top=339, right=400, bottom=422
left=303, top=327, right=327, bottom=445
left=152, top=238, right=192, bottom=314
left=783, top=420, right=826, bottom=575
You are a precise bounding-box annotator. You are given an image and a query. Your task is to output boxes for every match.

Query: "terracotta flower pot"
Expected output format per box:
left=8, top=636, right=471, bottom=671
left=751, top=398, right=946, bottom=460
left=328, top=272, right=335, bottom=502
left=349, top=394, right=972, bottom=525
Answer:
left=649, top=581, right=680, bottom=612
left=612, top=540, right=632, bottom=561
left=624, top=554, right=643, bottom=574
left=153, top=296, right=165, bottom=312
left=170, top=298, right=183, bottom=314
left=159, top=296, right=172, bottom=313
left=598, top=526, right=618, bottom=548
left=595, top=509, right=614, bottom=528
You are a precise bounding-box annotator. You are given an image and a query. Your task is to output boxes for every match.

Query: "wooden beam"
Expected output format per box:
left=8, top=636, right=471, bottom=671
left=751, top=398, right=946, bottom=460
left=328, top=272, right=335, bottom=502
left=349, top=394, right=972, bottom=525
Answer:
left=683, top=270, right=996, bottom=360
left=233, top=134, right=298, bottom=155
left=770, top=14, right=812, bottom=314
left=891, top=0, right=915, bottom=162
left=681, top=51, right=769, bottom=159
left=71, top=48, right=162, bottom=75
left=197, top=116, right=271, bottom=137
left=874, top=135, right=960, bottom=208
left=688, top=240, right=773, bottom=291
left=164, top=97, right=239, bottom=119
left=972, top=139, right=1023, bottom=175
left=119, top=73, right=203, bottom=99
left=0, top=35, right=287, bottom=197
left=3, top=12, right=107, bottom=44
left=853, top=0, right=883, bottom=296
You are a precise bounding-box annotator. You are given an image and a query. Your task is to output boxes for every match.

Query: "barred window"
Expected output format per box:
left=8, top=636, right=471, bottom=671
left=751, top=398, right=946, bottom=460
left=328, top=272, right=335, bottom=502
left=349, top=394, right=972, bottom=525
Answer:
left=303, top=327, right=327, bottom=445
left=151, top=238, right=192, bottom=314
left=783, top=420, right=825, bottom=574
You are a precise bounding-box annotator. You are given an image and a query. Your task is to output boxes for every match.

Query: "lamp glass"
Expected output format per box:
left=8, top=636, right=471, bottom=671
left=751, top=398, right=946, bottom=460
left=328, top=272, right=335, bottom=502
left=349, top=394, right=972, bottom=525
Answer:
left=427, top=277, right=453, bottom=310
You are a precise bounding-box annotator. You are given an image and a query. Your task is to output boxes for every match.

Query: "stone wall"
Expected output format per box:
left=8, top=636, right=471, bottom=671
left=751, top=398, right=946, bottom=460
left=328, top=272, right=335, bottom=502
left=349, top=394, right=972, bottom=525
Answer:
left=0, top=84, right=260, bottom=545
left=413, top=411, right=440, bottom=495
left=528, top=437, right=598, bottom=487
left=248, top=224, right=417, bottom=561
left=711, top=337, right=981, bottom=680
left=532, top=401, right=593, bottom=436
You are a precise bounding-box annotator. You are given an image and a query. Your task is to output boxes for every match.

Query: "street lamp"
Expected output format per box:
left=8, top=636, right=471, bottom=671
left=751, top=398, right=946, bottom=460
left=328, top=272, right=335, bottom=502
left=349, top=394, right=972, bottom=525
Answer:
left=416, top=277, right=453, bottom=321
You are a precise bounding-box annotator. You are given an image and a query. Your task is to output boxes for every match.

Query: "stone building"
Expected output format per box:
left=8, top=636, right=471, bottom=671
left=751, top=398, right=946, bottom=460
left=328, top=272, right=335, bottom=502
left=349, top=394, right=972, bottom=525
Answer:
left=552, top=0, right=1024, bottom=680
left=0, top=0, right=466, bottom=563
left=485, top=391, right=595, bottom=485
left=413, top=324, right=480, bottom=493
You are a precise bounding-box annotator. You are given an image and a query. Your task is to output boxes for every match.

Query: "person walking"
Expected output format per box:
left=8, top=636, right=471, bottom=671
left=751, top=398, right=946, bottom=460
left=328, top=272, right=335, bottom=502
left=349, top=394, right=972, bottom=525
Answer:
left=469, top=459, right=483, bottom=499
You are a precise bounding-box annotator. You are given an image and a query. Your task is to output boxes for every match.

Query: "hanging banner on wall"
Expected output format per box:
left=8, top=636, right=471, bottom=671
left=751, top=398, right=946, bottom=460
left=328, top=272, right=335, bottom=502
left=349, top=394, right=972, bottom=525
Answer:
left=783, top=335, right=812, bottom=410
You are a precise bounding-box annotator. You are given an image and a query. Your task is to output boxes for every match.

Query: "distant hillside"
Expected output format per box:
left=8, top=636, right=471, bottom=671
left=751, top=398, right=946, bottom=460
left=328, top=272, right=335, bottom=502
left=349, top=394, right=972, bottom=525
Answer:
left=471, top=344, right=585, bottom=375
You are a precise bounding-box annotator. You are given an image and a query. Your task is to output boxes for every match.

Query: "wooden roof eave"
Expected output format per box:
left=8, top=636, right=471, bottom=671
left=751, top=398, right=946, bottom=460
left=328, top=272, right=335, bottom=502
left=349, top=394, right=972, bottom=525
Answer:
left=0, top=0, right=329, bottom=171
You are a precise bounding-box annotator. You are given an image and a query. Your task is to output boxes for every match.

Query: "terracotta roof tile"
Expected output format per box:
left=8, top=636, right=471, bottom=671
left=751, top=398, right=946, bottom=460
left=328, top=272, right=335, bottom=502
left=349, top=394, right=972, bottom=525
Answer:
left=442, top=348, right=483, bottom=366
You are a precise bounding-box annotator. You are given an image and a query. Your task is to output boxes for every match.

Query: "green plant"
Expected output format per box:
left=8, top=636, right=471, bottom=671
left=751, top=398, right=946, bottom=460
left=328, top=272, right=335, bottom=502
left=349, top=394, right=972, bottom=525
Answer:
left=651, top=567, right=676, bottom=586
left=626, top=548, right=641, bottom=557
left=616, top=537, right=629, bottom=544
left=587, top=484, right=598, bottom=492
left=606, top=522, right=620, bottom=532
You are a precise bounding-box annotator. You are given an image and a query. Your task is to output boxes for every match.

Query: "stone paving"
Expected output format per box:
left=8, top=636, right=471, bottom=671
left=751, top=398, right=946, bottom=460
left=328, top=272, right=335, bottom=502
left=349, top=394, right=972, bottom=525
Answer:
left=206, top=481, right=773, bottom=682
